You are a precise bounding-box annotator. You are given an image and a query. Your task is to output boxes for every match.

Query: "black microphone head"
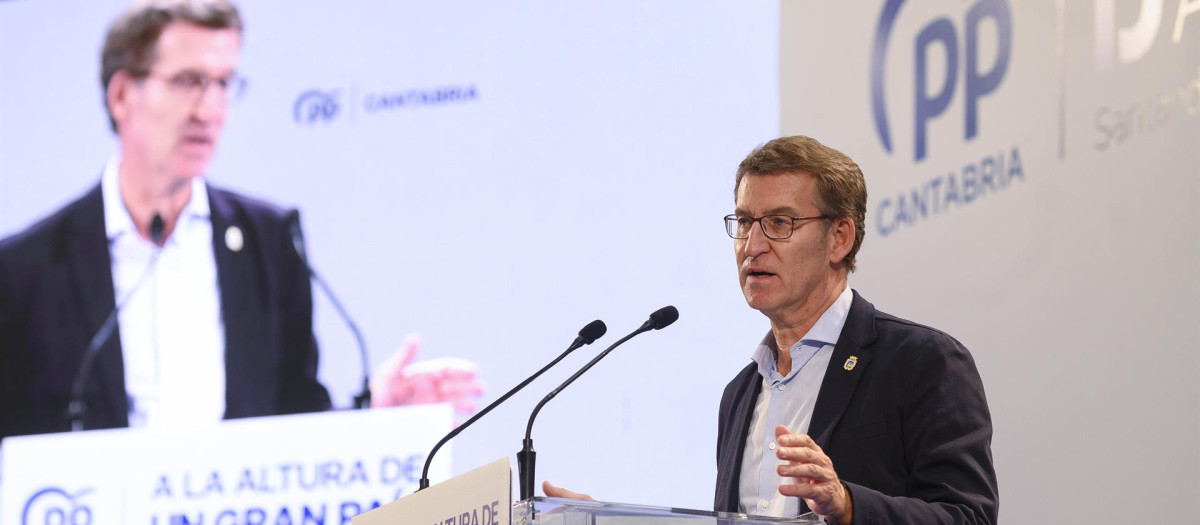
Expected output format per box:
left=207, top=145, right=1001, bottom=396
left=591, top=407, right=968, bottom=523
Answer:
left=648, top=305, right=679, bottom=330
left=150, top=214, right=165, bottom=245
left=578, top=319, right=607, bottom=344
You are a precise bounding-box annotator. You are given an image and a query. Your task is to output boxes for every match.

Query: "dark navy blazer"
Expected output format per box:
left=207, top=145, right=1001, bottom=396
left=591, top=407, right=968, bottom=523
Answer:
left=715, top=292, right=998, bottom=525
left=0, top=183, right=331, bottom=441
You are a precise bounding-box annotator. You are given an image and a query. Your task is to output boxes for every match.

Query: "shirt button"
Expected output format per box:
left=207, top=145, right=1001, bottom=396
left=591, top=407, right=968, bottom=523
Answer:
left=768, top=442, right=776, bottom=450
left=760, top=501, right=769, bottom=509
left=777, top=384, right=785, bottom=391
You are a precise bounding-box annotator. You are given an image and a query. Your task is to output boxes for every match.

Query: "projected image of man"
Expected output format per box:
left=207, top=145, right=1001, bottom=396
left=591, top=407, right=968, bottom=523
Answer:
left=0, top=0, right=481, bottom=441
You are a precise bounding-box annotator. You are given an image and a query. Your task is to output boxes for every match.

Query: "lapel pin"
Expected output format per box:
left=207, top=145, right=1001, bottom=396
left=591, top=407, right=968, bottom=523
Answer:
left=843, top=356, right=858, bottom=371
left=225, top=225, right=244, bottom=252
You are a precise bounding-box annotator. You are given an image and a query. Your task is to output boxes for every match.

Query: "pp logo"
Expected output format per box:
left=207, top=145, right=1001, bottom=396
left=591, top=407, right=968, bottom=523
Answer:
left=871, top=0, right=1013, bottom=161
left=21, top=487, right=93, bottom=525
left=293, top=89, right=341, bottom=125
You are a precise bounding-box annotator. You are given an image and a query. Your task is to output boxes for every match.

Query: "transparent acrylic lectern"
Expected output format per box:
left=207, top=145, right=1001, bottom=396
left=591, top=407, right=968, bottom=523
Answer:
left=513, top=497, right=824, bottom=525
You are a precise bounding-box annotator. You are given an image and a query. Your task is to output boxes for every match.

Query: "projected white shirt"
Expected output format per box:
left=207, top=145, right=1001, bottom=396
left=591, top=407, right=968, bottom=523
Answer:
left=738, top=285, right=852, bottom=517
left=102, top=156, right=226, bottom=430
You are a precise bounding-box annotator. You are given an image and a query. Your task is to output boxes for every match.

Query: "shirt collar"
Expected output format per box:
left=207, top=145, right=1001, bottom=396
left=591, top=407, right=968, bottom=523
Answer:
left=750, top=285, right=855, bottom=379
left=803, top=285, right=854, bottom=347
left=101, top=154, right=211, bottom=243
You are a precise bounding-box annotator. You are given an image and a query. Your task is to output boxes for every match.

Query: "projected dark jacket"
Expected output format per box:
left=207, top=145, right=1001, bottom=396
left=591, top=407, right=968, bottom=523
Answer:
left=0, top=183, right=331, bottom=441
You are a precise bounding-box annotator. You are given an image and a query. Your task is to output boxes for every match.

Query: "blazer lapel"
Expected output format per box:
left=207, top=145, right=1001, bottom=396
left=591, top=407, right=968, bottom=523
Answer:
left=64, top=184, right=128, bottom=427
left=208, top=187, right=270, bottom=418
left=715, top=363, right=762, bottom=512
left=808, top=291, right=878, bottom=450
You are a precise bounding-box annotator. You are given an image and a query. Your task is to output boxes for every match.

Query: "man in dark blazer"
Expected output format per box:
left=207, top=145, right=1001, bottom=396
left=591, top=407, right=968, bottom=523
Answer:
left=714, top=292, right=997, bottom=524
left=713, top=136, right=998, bottom=524
left=0, top=0, right=331, bottom=442
left=0, top=0, right=481, bottom=442
left=543, top=136, right=997, bottom=524
left=0, top=183, right=331, bottom=439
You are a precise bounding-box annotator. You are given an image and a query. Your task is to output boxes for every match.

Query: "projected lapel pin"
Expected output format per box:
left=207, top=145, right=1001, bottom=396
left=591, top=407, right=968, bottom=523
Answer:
left=225, top=225, right=244, bottom=252
left=843, top=356, right=858, bottom=371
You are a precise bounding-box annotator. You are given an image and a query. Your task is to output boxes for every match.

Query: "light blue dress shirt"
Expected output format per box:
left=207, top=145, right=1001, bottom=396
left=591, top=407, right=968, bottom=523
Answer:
left=102, top=156, right=227, bottom=429
left=738, top=286, right=853, bottom=517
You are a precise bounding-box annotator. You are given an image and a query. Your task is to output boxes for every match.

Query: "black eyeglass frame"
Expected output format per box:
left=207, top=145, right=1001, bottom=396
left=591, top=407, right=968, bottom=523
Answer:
left=723, top=213, right=832, bottom=240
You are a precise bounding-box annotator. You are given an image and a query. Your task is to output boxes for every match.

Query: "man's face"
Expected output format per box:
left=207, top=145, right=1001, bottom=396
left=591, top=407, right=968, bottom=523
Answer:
left=734, top=172, right=837, bottom=321
left=114, top=22, right=240, bottom=182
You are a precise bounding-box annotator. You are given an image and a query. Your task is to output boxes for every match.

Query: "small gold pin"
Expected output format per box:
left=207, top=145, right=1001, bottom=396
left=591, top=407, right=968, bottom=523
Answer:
left=225, top=226, right=244, bottom=252
left=843, top=356, right=858, bottom=371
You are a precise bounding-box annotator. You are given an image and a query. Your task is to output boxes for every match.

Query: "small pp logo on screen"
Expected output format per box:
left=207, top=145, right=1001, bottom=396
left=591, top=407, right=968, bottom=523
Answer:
left=294, top=90, right=341, bottom=125
left=870, top=0, right=1013, bottom=162
left=21, top=487, right=94, bottom=525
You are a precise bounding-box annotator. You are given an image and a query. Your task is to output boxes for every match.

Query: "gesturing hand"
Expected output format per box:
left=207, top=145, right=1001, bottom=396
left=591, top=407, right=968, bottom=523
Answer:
left=370, top=334, right=484, bottom=415
left=774, top=424, right=853, bottom=525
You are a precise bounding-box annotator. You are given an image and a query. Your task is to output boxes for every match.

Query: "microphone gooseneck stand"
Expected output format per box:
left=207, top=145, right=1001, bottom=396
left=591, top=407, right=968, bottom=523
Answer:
left=517, top=306, right=678, bottom=500
left=416, top=319, right=608, bottom=491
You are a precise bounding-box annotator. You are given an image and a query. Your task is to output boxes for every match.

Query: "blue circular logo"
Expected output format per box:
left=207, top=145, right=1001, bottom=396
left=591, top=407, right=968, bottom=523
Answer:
left=22, top=487, right=93, bottom=525
left=294, top=90, right=341, bottom=125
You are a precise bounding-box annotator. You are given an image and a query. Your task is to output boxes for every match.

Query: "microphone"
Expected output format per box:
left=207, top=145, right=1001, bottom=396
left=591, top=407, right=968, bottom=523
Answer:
left=150, top=214, right=165, bottom=245
left=517, top=305, right=678, bottom=500
left=417, top=319, right=606, bottom=491
left=66, top=214, right=165, bottom=431
left=286, top=210, right=373, bottom=409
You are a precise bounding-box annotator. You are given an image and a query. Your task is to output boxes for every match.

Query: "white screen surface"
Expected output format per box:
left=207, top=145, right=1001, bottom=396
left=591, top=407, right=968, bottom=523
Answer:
left=0, top=0, right=780, bottom=509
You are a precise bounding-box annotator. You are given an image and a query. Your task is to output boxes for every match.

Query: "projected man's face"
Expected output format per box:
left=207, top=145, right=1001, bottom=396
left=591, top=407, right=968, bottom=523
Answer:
left=115, top=22, right=241, bottom=184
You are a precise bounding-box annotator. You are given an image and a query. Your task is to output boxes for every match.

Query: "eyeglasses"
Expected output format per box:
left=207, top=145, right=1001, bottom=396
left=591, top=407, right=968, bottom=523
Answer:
left=724, top=214, right=831, bottom=240
left=143, top=69, right=247, bottom=103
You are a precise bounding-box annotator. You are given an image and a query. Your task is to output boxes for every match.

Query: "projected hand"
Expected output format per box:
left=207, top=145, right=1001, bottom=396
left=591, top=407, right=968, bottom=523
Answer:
left=542, top=481, right=594, bottom=501
left=774, top=425, right=852, bottom=525
left=370, top=333, right=484, bottom=415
